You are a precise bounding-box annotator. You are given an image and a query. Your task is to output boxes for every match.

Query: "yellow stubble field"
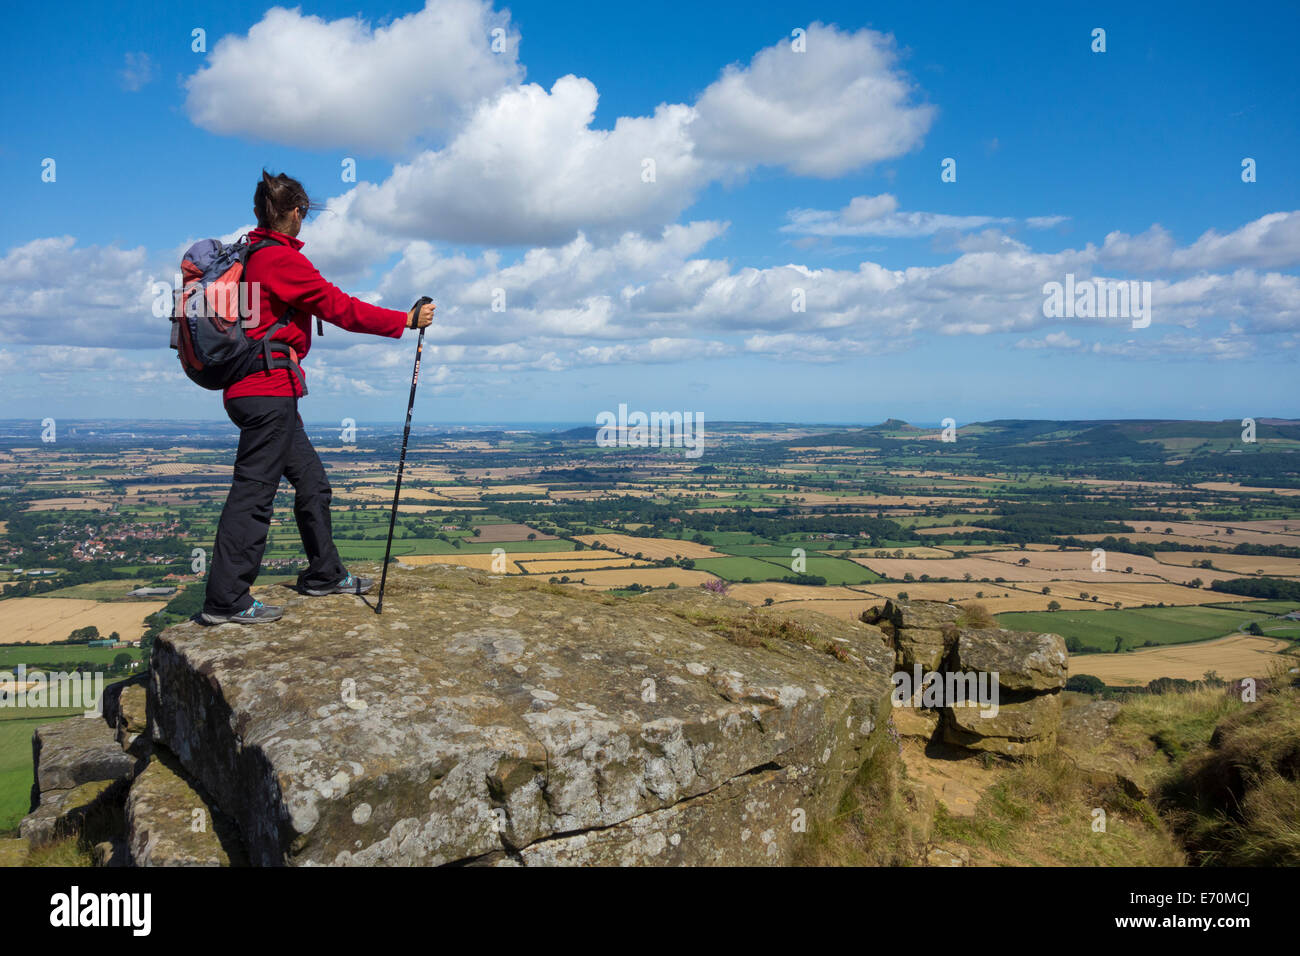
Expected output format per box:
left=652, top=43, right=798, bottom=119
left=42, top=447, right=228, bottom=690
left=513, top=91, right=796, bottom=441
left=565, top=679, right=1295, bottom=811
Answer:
left=0, top=598, right=166, bottom=643
left=858, top=555, right=1167, bottom=584
left=973, top=550, right=1216, bottom=585
left=1039, top=580, right=1254, bottom=607
left=559, top=568, right=718, bottom=590
left=1154, top=552, right=1300, bottom=577
left=726, top=582, right=873, bottom=606
left=574, top=534, right=721, bottom=560
left=398, top=551, right=665, bottom=577
left=856, top=581, right=1094, bottom=612
left=1070, top=635, right=1290, bottom=686
left=25, top=498, right=114, bottom=512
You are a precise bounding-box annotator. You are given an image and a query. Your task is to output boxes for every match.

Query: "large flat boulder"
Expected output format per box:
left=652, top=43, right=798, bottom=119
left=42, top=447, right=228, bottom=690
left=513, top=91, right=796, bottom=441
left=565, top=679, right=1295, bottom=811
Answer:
left=944, top=690, right=1062, bottom=740
left=30, top=716, right=137, bottom=798
left=951, top=628, right=1067, bottom=693
left=21, top=715, right=138, bottom=847
left=148, top=566, right=895, bottom=866
left=942, top=723, right=1058, bottom=757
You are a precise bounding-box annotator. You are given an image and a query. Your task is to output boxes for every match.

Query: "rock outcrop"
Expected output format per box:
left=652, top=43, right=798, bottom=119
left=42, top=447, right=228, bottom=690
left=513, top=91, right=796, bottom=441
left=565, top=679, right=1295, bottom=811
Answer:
left=18, top=578, right=1076, bottom=866
left=21, top=715, right=138, bottom=847
left=864, top=600, right=1068, bottom=757
left=142, top=566, right=897, bottom=865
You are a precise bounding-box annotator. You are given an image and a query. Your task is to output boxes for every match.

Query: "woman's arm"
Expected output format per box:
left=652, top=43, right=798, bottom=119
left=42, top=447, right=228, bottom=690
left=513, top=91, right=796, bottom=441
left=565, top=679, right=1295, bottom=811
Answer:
left=266, top=248, right=408, bottom=338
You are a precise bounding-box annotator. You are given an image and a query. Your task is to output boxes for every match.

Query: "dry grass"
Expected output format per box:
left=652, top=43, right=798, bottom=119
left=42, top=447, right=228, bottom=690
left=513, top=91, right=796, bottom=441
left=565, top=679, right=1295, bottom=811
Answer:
left=928, top=751, right=1184, bottom=867
left=860, top=555, right=1166, bottom=584
left=956, top=602, right=996, bottom=629
left=795, top=724, right=930, bottom=866
left=22, top=836, right=94, bottom=867
left=1158, top=681, right=1300, bottom=865
left=24, top=498, right=113, bottom=512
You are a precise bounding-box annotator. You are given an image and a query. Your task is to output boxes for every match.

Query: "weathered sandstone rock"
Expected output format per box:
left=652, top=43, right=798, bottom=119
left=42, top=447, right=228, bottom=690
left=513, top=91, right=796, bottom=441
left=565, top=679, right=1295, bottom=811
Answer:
left=126, top=753, right=245, bottom=866
left=20, top=715, right=138, bottom=847
left=951, top=628, right=1068, bottom=693
left=944, top=690, right=1062, bottom=741
left=148, top=566, right=896, bottom=866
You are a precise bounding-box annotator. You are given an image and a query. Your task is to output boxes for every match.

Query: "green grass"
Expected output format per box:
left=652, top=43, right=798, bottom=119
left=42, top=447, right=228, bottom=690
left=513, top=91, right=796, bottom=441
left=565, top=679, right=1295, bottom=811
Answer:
left=716, top=544, right=815, bottom=557
left=800, top=556, right=882, bottom=585
left=0, top=645, right=142, bottom=668
left=1158, top=686, right=1300, bottom=865
left=996, top=604, right=1277, bottom=653
left=690, top=532, right=779, bottom=547
left=694, top=557, right=795, bottom=582
left=692, top=553, right=882, bottom=585
left=1203, top=600, right=1300, bottom=615
left=30, top=579, right=151, bottom=601
left=0, top=712, right=82, bottom=831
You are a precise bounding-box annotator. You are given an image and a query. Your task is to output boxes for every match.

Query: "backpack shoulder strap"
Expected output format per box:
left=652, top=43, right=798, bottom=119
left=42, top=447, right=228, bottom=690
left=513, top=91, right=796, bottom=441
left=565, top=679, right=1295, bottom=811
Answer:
left=243, top=236, right=323, bottom=337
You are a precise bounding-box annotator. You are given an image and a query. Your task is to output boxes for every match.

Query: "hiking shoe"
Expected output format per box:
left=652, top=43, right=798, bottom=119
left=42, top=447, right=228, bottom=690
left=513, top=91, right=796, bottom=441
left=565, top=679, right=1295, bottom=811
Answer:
left=199, top=599, right=283, bottom=625
left=302, top=573, right=374, bottom=597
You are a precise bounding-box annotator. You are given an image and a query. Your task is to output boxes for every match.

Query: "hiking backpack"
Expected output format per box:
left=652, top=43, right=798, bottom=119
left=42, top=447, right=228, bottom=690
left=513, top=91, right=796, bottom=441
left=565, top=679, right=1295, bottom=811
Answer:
left=168, top=235, right=318, bottom=391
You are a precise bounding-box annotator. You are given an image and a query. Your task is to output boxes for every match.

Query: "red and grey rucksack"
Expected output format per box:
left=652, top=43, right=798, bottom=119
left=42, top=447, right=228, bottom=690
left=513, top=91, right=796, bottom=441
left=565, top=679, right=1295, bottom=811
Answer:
left=169, top=235, right=309, bottom=391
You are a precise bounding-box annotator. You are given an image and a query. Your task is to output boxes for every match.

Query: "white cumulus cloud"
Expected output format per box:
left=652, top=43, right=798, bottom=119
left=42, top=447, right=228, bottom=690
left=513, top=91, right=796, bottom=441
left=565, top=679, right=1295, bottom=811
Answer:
left=184, top=0, right=522, bottom=154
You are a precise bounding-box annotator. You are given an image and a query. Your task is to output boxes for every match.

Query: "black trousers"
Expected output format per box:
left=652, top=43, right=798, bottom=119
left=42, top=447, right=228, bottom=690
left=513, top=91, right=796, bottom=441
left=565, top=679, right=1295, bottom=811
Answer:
left=203, top=396, right=346, bottom=615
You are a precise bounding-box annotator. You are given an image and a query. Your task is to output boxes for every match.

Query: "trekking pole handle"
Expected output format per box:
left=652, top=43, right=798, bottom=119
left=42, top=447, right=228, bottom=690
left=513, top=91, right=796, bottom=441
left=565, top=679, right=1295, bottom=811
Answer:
left=408, top=295, right=433, bottom=329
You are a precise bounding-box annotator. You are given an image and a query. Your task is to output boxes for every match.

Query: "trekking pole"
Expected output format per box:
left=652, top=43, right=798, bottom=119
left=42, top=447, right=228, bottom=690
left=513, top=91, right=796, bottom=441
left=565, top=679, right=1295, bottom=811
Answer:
left=376, top=296, right=432, bottom=613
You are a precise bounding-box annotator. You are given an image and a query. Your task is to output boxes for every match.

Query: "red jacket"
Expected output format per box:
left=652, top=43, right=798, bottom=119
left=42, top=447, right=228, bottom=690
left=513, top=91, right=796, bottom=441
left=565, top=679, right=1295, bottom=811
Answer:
left=225, top=227, right=409, bottom=400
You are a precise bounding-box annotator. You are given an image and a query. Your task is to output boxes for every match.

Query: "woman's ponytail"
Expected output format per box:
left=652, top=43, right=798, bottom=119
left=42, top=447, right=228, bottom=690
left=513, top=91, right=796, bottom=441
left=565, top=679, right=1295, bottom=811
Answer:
left=253, top=170, right=321, bottom=231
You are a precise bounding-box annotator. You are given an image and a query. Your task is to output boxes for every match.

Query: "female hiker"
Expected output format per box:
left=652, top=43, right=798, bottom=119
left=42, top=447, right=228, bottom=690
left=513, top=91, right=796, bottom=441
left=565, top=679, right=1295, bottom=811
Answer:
left=201, top=170, right=435, bottom=625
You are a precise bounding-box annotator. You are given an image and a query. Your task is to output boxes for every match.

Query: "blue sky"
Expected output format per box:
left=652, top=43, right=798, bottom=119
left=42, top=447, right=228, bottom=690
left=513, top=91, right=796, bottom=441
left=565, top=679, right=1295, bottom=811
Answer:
left=2, top=0, right=1298, bottom=425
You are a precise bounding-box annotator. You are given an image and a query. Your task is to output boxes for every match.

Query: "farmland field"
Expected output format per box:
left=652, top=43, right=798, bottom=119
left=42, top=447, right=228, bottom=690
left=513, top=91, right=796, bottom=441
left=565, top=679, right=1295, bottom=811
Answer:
left=31, top=579, right=151, bottom=600
left=857, top=555, right=1165, bottom=583
left=1034, top=580, right=1241, bottom=607
left=863, top=581, right=1091, bottom=611
left=6, top=412, right=1300, bottom=844
left=972, top=550, right=1218, bottom=585
left=560, top=568, right=717, bottom=589
left=695, top=556, right=797, bottom=582
left=0, top=598, right=166, bottom=644
left=574, top=534, right=720, bottom=560
left=470, top=522, right=556, bottom=542
left=1204, top=600, right=1300, bottom=615
left=996, top=605, right=1275, bottom=652
left=0, top=712, right=85, bottom=831
left=726, top=582, right=872, bottom=606
left=1152, top=551, right=1300, bottom=576
left=1066, top=635, right=1291, bottom=686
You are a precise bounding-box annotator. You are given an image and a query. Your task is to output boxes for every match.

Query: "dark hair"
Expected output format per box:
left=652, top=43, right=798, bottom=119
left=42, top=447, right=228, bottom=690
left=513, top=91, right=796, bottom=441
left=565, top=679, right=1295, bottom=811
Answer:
left=253, top=170, right=321, bottom=230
